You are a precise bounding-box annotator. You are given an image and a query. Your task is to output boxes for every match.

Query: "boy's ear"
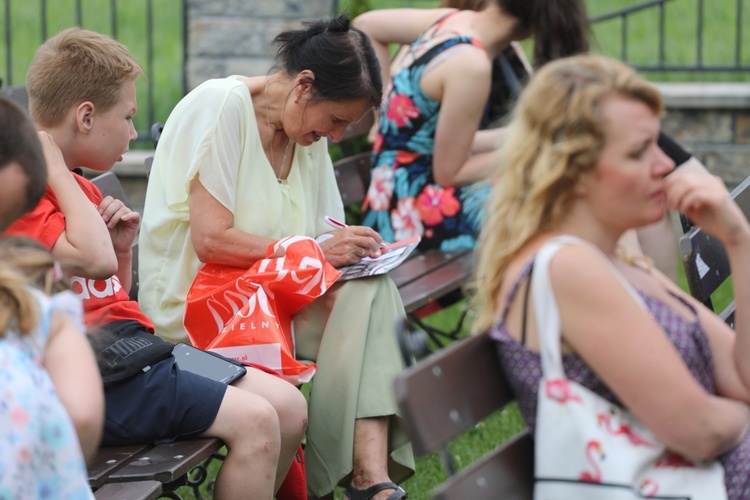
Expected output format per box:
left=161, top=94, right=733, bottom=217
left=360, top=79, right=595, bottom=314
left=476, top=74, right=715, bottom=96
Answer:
left=75, top=101, right=96, bottom=134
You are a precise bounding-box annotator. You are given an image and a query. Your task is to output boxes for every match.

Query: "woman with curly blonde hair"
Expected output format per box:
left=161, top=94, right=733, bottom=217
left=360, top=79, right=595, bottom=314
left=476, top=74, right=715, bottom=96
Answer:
left=473, top=54, right=750, bottom=498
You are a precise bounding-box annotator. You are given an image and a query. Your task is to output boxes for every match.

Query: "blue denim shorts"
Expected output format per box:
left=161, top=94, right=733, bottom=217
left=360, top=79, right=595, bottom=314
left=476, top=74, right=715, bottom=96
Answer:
left=101, top=355, right=227, bottom=446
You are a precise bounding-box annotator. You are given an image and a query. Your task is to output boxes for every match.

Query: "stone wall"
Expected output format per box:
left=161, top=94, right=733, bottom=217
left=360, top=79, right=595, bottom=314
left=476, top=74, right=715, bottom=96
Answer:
left=185, top=0, right=336, bottom=91
left=657, top=83, right=750, bottom=188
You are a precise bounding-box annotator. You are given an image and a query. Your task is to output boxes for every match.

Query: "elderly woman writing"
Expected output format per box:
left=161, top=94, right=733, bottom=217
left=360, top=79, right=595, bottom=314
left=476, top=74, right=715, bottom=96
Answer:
left=138, top=16, right=412, bottom=500
left=473, top=54, right=750, bottom=498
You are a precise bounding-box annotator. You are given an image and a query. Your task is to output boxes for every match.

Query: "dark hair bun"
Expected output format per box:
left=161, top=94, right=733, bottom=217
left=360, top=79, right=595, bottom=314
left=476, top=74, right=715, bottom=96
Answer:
left=271, top=15, right=382, bottom=107
left=326, top=14, right=350, bottom=32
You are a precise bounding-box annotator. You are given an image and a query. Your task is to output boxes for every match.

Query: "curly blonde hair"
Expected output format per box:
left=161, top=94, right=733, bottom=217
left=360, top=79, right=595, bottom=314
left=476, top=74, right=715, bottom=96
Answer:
left=471, top=54, right=662, bottom=333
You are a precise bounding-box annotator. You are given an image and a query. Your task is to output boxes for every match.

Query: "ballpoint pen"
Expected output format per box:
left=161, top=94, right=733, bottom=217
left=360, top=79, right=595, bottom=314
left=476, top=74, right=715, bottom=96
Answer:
left=324, top=216, right=389, bottom=249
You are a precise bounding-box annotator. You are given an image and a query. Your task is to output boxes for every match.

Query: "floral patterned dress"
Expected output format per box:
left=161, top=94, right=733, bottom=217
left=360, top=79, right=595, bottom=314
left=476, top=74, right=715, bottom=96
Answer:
left=0, top=290, right=92, bottom=499
left=362, top=16, right=491, bottom=252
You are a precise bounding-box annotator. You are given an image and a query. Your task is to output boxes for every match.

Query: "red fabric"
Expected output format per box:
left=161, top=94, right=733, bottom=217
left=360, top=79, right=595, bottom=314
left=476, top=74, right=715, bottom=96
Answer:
left=5, top=172, right=154, bottom=332
left=277, top=444, right=307, bottom=500
left=184, top=236, right=340, bottom=385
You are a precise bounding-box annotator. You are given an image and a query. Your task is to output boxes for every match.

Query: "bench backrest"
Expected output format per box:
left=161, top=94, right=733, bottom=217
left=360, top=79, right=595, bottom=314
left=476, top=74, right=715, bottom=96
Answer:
left=91, top=171, right=130, bottom=206
left=393, top=328, right=534, bottom=499
left=332, top=110, right=375, bottom=208
left=334, top=151, right=371, bottom=208
left=679, top=174, right=750, bottom=327
left=0, top=86, right=29, bottom=110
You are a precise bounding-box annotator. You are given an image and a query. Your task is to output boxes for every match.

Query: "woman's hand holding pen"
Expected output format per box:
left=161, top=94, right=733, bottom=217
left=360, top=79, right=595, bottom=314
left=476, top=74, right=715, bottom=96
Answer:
left=319, top=217, right=386, bottom=268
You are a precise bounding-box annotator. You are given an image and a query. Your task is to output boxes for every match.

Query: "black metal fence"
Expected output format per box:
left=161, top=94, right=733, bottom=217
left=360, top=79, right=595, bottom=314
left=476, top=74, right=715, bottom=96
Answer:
left=341, top=0, right=748, bottom=74
left=591, top=0, right=748, bottom=73
left=0, top=0, right=185, bottom=143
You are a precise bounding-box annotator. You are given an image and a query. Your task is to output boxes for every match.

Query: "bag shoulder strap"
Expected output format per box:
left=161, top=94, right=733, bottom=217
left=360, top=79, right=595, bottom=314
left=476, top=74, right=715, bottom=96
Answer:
left=532, top=236, right=646, bottom=379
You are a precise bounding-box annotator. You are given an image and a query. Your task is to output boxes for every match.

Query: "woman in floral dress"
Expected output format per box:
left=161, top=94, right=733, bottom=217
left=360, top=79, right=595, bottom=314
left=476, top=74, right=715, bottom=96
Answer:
left=355, top=0, right=590, bottom=250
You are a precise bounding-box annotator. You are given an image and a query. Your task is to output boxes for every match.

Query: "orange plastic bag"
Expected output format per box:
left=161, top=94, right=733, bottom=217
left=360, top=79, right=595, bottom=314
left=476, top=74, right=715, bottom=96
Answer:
left=184, top=236, right=341, bottom=385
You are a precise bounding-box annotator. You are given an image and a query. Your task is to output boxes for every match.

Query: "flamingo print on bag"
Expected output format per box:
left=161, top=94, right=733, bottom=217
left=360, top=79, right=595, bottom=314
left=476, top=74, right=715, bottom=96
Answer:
left=545, top=378, right=583, bottom=405
left=638, top=479, right=659, bottom=498
left=639, top=478, right=660, bottom=497
left=579, top=440, right=604, bottom=483
left=597, top=412, right=656, bottom=448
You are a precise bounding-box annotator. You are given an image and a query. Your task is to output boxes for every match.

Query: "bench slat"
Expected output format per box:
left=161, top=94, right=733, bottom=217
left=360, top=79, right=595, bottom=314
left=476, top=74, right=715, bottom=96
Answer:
left=93, top=480, right=162, bottom=500
left=432, top=431, right=534, bottom=500
left=90, top=171, right=131, bottom=207
left=388, top=249, right=466, bottom=288
left=87, top=444, right=151, bottom=488
left=334, top=152, right=371, bottom=206
left=394, top=332, right=512, bottom=455
left=108, top=438, right=223, bottom=484
left=394, top=329, right=534, bottom=498
left=397, top=251, right=474, bottom=312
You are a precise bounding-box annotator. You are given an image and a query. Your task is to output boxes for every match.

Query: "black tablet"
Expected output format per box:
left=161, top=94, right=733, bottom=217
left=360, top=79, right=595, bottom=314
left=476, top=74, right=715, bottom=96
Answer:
left=172, top=343, right=247, bottom=385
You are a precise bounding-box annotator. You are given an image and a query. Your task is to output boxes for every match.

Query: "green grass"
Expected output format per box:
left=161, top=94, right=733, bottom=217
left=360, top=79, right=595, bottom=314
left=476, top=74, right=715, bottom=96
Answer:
left=586, top=0, right=750, bottom=82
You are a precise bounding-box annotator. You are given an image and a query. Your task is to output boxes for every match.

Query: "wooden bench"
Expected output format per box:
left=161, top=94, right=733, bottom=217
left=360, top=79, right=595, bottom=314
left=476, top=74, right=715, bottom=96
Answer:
left=93, top=480, right=162, bottom=500
left=87, top=439, right=225, bottom=498
left=333, top=116, right=475, bottom=346
left=87, top=171, right=226, bottom=499
left=679, top=174, right=750, bottom=327
left=394, top=322, right=533, bottom=499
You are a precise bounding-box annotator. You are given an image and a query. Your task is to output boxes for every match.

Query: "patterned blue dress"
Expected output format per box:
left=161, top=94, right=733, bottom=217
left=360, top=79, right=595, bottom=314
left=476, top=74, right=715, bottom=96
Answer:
left=0, top=290, right=92, bottom=499
left=492, top=261, right=750, bottom=500
left=362, top=17, right=491, bottom=252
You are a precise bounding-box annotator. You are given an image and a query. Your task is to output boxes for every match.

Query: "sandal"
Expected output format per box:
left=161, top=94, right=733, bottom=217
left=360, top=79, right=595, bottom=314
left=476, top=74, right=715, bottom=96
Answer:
left=344, top=481, right=407, bottom=500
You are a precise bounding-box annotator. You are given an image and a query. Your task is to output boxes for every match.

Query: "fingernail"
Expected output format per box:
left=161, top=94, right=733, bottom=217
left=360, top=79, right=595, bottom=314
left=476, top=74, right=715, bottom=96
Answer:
left=374, top=250, right=381, bottom=258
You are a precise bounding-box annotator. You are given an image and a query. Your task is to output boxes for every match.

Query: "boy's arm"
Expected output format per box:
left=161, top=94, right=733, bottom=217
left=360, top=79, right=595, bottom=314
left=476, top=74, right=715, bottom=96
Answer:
left=98, top=195, right=140, bottom=293
left=40, top=132, right=118, bottom=279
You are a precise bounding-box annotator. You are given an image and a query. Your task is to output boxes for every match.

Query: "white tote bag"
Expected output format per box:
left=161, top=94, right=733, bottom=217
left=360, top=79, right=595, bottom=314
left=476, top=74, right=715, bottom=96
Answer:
left=532, top=237, right=727, bottom=500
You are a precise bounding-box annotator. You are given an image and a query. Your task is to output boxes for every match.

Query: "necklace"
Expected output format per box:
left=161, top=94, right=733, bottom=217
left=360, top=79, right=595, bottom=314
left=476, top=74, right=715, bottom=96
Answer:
left=264, top=80, right=292, bottom=184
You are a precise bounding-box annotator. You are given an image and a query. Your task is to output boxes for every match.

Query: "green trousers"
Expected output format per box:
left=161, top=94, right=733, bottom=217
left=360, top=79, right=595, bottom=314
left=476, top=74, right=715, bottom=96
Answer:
left=294, top=275, right=415, bottom=498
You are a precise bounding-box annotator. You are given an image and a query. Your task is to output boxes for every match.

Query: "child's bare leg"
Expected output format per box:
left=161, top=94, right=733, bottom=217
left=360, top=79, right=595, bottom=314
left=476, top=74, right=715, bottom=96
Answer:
left=202, top=385, right=281, bottom=499
left=233, top=369, right=308, bottom=490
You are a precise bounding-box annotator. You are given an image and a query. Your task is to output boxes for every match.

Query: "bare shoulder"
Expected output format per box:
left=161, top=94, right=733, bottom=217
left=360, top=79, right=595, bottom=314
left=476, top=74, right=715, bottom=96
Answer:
left=450, top=44, right=491, bottom=71
left=546, top=243, right=624, bottom=300
left=547, top=242, right=607, bottom=279
left=438, top=48, right=491, bottom=95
